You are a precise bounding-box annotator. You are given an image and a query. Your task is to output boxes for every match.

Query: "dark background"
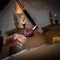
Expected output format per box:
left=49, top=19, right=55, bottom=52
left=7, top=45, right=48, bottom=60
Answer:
left=0, top=0, right=10, bottom=11
left=0, top=0, right=60, bottom=11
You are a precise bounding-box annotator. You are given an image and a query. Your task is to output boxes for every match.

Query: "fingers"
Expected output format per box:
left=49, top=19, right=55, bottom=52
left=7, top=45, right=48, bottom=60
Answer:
left=13, top=33, right=27, bottom=44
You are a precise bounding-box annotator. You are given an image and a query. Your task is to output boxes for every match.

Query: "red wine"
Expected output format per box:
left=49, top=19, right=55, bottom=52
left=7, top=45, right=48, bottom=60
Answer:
left=24, top=26, right=38, bottom=37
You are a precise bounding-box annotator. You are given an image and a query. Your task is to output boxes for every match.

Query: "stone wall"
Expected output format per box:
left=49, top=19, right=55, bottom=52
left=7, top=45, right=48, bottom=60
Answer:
left=22, top=0, right=60, bottom=32
left=0, top=0, right=60, bottom=35
left=0, top=0, right=15, bottom=35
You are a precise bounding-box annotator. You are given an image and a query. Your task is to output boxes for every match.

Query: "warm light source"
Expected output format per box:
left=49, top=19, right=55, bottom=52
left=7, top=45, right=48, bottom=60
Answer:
left=20, top=15, right=27, bottom=28
left=15, top=2, right=23, bottom=14
left=53, top=37, right=60, bottom=43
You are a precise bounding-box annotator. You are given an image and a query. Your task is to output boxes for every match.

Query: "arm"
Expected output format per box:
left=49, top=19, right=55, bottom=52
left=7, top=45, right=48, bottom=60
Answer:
left=3, top=35, right=14, bottom=45
left=4, top=35, right=14, bottom=40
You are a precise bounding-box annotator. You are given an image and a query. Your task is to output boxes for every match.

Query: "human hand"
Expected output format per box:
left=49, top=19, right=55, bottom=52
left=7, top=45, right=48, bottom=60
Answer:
left=13, top=33, right=27, bottom=44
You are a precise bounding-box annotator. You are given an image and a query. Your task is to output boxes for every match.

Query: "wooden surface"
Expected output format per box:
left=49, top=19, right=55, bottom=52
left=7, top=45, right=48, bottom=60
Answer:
left=0, top=28, right=47, bottom=59
left=9, top=43, right=60, bottom=60
left=5, top=28, right=47, bottom=49
left=42, top=24, right=60, bottom=32
left=23, top=32, right=47, bottom=49
left=42, top=24, right=60, bottom=43
left=5, top=31, right=47, bottom=49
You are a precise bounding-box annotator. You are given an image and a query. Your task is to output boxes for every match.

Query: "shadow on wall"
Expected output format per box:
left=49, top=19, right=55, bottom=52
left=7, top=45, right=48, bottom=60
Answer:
left=0, top=0, right=10, bottom=11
